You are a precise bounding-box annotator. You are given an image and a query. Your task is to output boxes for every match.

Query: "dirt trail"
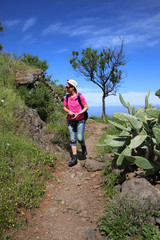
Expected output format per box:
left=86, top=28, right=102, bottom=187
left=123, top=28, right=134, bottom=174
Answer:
left=16, top=120, right=107, bottom=240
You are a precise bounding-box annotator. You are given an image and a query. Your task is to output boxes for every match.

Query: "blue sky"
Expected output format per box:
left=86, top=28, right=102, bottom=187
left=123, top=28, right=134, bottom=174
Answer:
left=1, top=0, right=160, bottom=107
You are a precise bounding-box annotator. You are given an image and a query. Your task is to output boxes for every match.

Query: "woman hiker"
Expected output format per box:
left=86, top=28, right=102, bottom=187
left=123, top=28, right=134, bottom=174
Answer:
left=63, top=79, right=88, bottom=167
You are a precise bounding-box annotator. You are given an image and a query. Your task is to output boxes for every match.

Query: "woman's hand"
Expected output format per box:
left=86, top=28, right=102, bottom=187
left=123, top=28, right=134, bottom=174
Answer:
left=68, top=110, right=74, bottom=116
left=72, top=113, right=79, bottom=119
left=63, top=107, right=74, bottom=116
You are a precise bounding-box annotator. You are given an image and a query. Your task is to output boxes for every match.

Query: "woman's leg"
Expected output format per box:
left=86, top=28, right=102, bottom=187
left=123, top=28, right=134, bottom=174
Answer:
left=77, top=122, right=87, bottom=158
left=71, top=145, right=77, bottom=155
left=67, top=123, right=78, bottom=166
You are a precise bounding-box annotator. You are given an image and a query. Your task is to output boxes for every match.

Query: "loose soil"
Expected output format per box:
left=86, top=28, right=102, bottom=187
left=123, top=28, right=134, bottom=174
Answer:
left=15, top=120, right=107, bottom=240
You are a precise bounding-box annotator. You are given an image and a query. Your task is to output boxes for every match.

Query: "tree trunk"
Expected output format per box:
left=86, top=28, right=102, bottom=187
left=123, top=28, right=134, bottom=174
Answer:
left=102, top=95, right=106, bottom=119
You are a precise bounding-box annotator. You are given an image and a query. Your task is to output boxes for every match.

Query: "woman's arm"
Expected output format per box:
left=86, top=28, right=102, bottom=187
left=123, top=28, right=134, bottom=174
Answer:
left=72, top=104, right=88, bottom=119
left=63, top=106, right=74, bottom=116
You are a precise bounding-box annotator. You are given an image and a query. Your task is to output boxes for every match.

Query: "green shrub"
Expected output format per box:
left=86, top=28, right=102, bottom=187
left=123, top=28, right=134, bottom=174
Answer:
left=19, top=53, right=49, bottom=73
left=51, top=82, right=66, bottom=102
left=47, top=111, right=69, bottom=148
left=101, top=159, right=120, bottom=197
left=98, top=125, right=120, bottom=155
left=25, top=82, right=56, bottom=121
left=99, top=195, right=160, bottom=239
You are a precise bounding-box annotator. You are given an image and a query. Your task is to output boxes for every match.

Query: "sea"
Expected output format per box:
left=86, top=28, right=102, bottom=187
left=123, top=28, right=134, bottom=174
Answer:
left=88, top=105, right=143, bottom=118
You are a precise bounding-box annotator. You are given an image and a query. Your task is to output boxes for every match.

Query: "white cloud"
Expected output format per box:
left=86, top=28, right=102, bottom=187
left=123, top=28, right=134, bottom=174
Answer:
left=118, top=92, right=160, bottom=107
left=42, top=22, right=95, bottom=37
left=22, top=34, right=36, bottom=44
left=54, top=48, right=68, bottom=53
left=79, top=88, right=160, bottom=107
left=42, top=23, right=62, bottom=35
left=42, top=9, right=160, bottom=48
left=4, top=20, right=20, bottom=28
left=22, top=17, right=36, bottom=32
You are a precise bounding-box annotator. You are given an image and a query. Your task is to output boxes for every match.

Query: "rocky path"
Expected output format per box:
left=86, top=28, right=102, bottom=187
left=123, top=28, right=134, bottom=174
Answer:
left=15, top=120, right=107, bottom=240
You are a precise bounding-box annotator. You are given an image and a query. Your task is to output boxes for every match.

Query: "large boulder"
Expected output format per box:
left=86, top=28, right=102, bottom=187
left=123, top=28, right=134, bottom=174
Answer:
left=119, top=178, right=160, bottom=206
left=15, top=69, right=45, bottom=86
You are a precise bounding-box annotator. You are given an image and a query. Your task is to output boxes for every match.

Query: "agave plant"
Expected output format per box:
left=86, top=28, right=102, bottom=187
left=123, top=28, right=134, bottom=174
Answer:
left=105, top=89, right=160, bottom=176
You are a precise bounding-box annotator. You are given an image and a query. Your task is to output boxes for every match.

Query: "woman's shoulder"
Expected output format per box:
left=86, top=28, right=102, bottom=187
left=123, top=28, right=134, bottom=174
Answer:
left=78, top=93, right=85, bottom=99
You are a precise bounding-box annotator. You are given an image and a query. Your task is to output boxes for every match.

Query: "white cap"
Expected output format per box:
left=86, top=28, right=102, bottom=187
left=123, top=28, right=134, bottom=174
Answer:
left=67, top=79, right=78, bottom=90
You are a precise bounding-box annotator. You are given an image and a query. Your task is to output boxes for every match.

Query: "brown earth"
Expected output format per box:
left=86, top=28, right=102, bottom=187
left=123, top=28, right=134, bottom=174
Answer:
left=14, top=120, right=108, bottom=240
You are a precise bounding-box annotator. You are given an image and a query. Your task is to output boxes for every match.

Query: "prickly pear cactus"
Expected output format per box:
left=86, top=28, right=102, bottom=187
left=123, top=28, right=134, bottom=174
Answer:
left=155, top=88, right=160, bottom=98
left=104, top=89, right=160, bottom=176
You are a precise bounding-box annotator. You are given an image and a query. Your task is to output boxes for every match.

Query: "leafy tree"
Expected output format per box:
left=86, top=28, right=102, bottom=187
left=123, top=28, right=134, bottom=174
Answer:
left=0, top=21, right=4, bottom=50
left=19, top=53, right=49, bottom=73
left=70, top=41, right=127, bottom=119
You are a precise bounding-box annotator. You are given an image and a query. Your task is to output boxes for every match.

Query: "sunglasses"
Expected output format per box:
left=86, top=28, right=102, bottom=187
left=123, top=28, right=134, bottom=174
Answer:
left=66, top=86, right=72, bottom=89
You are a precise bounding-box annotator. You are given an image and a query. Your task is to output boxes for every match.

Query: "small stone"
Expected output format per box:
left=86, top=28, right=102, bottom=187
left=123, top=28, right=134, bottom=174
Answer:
left=80, top=210, right=88, bottom=218
left=81, top=217, right=87, bottom=222
left=126, top=172, right=136, bottom=179
left=93, top=185, right=99, bottom=189
left=77, top=172, right=84, bottom=177
left=97, top=198, right=101, bottom=201
left=85, top=177, right=91, bottom=180
left=71, top=173, right=75, bottom=178
left=156, top=218, right=160, bottom=225
left=85, top=230, right=99, bottom=240
left=91, top=173, right=96, bottom=178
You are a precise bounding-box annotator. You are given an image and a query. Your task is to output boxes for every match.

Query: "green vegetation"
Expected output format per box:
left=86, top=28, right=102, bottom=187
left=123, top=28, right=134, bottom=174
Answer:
left=99, top=195, right=160, bottom=239
left=0, top=21, right=4, bottom=50
left=97, top=89, right=160, bottom=239
left=0, top=52, right=68, bottom=239
left=0, top=133, right=55, bottom=236
left=70, top=41, right=127, bottom=119
left=90, top=114, right=113, bottom=124
left=19, top=53, right=49, bottom=73
left=104, top=89, right=160, bottom=176
left=101, top=159, right=120, bottom=197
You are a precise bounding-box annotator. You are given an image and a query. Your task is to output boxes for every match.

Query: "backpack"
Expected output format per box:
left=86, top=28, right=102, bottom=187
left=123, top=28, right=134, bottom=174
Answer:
left=66, top=93, right=88, bottom=120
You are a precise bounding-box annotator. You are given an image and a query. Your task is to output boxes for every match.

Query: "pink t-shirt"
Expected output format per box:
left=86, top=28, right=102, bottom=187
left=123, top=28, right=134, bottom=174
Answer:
left=63, top=93, right=87, bottom=120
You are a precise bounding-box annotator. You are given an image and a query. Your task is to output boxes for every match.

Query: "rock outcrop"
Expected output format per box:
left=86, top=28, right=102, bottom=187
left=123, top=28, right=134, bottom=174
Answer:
left=16, top=106, right=57, bottom=153
left=15, top=69, right=61, bottom=102
left=15, top=69, right=45, bottom=86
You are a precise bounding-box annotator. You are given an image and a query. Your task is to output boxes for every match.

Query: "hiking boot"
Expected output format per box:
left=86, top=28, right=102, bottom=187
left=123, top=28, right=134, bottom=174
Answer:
left=82, top=144, right=87, bottom=158
left=68, top=154, right=77, bottom=167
